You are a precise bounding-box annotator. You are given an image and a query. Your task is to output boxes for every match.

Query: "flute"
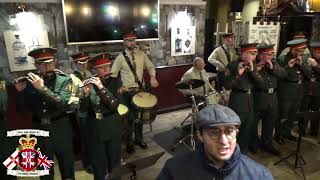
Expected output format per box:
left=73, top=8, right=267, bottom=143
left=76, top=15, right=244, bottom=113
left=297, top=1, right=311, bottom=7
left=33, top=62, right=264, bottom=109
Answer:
left=12, top=72, right=47, bottom=84
left=81, top=74, right=98, bottom=87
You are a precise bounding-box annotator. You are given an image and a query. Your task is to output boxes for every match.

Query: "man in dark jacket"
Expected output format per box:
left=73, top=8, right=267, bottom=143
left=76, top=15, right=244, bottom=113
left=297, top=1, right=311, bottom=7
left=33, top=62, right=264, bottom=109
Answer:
left=222, top=43, right=264, bottom=154
left=276, top=39, right=312, bottom=144
left=157, top=104, right=273, bottom=180
left=81, top=53, right=124, bottom=180
left=252, top=44, right=287, bottom=155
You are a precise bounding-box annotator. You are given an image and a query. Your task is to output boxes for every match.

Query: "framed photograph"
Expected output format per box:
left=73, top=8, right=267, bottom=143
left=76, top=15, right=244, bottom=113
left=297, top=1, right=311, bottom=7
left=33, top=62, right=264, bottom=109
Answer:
left=3, top=30, right=49, bottom=72
left=171, top=26, right=196, bottom=56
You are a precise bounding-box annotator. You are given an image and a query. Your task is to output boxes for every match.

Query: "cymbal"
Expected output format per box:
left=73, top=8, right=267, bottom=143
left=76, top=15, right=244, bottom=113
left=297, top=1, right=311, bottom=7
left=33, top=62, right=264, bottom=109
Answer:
left=175, top=79, right=204, bottom=89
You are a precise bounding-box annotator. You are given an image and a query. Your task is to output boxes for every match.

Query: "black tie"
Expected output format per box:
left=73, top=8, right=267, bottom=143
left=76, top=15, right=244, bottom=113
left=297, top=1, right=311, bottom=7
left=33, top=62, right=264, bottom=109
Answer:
left=226, top=48, right=231, bottom=63
left=131, top=53, right=136, bottom=70
left=200, top=71, right=206, bottom=95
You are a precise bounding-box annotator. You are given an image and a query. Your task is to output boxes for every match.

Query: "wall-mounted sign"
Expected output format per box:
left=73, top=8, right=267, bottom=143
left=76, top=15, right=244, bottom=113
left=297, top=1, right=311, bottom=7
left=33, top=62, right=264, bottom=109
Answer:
left=248, top=22, right=281, bottom=55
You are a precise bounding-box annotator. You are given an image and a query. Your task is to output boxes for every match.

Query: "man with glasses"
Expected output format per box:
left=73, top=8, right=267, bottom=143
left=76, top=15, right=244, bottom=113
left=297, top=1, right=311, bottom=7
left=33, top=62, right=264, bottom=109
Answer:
left=15, top=47, right=75, bottom=180
left=222, top=43, right=263, bottom=154
left=111, top=32, right=159, bottom=153
left=157, top=104, right=273, bottom=180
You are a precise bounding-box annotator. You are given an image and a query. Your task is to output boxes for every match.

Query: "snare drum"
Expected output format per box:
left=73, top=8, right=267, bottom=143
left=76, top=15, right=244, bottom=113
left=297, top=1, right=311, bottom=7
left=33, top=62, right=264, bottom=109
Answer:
left=131, top=92, right=158, bottom=123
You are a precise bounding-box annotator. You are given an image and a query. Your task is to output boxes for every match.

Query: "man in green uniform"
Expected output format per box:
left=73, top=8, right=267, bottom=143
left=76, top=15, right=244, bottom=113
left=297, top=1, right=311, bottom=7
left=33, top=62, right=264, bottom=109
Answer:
left=0, top=74, right=16, bottom=180
left=111, top=32, right=159, bottom=153
left=14, top=47, right=75, bottom=180
left=276, top=39, right=312, bottom=144
left=222, top=43, right=263, bottom=154
left=278, top=32, right=310, bottom=57
left=69, top=52, right=93, bottom=173
left=80, top=53, right=123, bottom=180
left=252, top=44, right=287, bottom=155
left=301, top=42, right=320, bottom=136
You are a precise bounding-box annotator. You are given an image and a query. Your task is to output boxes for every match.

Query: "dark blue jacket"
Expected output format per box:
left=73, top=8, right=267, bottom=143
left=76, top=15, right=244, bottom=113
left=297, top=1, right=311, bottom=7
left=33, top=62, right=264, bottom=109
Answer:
left=157, top=144, right=273, bottom=180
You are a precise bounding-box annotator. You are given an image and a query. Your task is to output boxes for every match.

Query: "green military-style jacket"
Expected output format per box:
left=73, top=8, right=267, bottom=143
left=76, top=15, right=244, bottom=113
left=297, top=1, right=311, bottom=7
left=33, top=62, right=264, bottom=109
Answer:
left=80, top=76, right=123, bottom=141
left=277, top=52, right=312, bottom=100
left=17, top=70, right=73, bottom=122
left=253, top=60, right=287, bottom=111
left=222, top=59, right=264, bottom=112
left=305, top=58, right=320, bottom=97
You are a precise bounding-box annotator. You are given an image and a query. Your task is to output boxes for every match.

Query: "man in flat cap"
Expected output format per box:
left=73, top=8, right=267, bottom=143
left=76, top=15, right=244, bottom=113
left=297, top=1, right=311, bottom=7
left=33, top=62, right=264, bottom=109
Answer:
left=276, top=38, right=312, bottom=144
left=300, top=42, right=320, bottom=136
left=208, top=33, right=238, bottom=73
left=157, top=104, right=273, bottom=180
left=14, top=47, right=75, bottom=179
left=81, top=53, right=124, bottom=180
left=221, top=43, right=264, bottom=154
left=252, top=44, right=287, bottom=155
left=111, top=32, right=159, bottom=153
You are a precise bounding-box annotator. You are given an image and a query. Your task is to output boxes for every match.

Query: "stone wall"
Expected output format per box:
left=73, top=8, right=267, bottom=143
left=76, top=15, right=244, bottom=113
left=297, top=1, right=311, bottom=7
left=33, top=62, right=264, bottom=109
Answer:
left=0, top=2, right=206, bottom=79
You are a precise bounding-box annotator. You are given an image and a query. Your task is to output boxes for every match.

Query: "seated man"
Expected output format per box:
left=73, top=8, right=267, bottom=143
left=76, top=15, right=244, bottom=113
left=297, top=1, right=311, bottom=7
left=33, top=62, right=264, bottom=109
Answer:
left=179, top=57, right=219, bottom=106
left=157, top=104, right=273, bottom=180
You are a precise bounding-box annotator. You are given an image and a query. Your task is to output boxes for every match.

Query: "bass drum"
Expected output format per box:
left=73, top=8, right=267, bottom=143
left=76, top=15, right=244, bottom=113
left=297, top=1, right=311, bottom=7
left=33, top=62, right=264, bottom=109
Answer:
left=131, top=92, right=158, bottom=123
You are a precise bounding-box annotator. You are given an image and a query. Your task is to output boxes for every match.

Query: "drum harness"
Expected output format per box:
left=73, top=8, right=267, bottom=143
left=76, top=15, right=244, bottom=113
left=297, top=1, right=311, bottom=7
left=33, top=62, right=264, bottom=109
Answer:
left=122, top=51, right=144, bottom=90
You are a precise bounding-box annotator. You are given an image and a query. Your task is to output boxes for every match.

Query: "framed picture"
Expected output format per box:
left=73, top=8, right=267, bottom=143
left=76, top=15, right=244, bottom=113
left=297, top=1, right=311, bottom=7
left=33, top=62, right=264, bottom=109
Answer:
left=171, top=26, right=196, bottom=56
left=3, top=30, right=49, bottom=72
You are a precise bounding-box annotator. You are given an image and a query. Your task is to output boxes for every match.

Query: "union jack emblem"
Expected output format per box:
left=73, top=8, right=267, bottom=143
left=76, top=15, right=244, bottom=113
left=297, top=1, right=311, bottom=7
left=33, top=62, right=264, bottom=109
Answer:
left=18, top=149, right=38, bottom=171
left=37, top=151, right=53, bottom=170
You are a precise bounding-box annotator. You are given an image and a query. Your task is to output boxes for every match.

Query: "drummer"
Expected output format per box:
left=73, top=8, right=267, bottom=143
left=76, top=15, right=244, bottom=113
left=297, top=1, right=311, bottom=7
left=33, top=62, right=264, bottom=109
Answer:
left=179, top=57, right=219, bottom=106
left=111, top=32, right=159, bottom=153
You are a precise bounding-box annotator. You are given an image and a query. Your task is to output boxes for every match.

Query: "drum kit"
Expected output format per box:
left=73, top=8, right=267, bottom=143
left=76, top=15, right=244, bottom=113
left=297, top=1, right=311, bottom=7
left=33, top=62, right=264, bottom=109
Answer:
left=172, top=78, right=230, bottom=151
left=172, top=79, right=205, bottom=151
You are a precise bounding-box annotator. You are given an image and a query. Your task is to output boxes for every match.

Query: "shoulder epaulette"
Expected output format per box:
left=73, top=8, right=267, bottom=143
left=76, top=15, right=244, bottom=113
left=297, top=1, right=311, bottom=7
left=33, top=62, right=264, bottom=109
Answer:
left=54, top=69, right=68, bottom=76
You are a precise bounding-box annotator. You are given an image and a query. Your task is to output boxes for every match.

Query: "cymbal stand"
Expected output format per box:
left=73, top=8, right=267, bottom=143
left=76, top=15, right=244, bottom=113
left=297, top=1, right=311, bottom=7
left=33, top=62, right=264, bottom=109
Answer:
left=171, top=84, right=198, bottom=151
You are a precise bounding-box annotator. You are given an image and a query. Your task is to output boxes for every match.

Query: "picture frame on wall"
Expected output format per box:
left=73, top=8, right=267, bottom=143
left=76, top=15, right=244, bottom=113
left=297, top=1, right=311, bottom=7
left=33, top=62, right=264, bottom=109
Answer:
left=171, top=26, right=196, bottom=56
left=3, top=30, right=49, bottom=72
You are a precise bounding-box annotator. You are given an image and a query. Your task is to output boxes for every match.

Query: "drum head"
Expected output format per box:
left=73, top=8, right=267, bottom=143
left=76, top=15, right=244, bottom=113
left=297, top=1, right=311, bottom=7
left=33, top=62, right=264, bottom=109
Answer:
left=132, top=92, right=158, bottom=110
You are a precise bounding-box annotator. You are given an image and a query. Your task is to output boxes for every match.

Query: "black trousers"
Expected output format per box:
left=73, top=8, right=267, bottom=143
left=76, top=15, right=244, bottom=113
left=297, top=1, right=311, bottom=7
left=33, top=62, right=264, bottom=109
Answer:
left=34, top=119, right=75, bottom=180
left=300, top=95, right=320, bottom=135
left=0, top=122, right=17, bottom=180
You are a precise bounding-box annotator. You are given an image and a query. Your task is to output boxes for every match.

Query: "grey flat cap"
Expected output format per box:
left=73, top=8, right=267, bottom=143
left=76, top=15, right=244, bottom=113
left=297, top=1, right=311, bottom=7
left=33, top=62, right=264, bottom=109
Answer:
left=196, top=104, right=241, bottom=128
